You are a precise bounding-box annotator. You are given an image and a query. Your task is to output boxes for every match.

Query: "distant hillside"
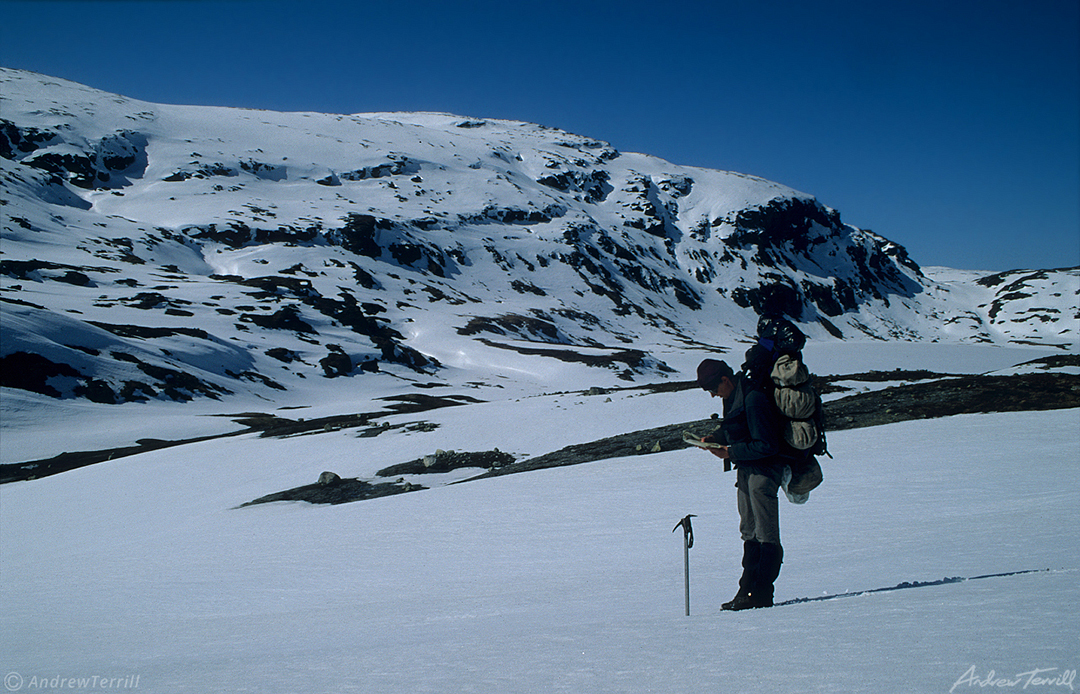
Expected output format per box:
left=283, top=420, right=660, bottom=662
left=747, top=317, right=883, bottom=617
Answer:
left=1, top=68, right=1077, bottom=409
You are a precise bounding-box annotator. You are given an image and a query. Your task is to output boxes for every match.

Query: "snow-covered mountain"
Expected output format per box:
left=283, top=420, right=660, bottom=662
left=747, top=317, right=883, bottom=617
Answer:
left=1, top=68, right=1077, bottom=410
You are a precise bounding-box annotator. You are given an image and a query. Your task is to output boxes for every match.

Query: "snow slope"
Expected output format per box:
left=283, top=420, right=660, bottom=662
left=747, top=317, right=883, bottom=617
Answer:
left=1, top=345, right=1077, bottom=693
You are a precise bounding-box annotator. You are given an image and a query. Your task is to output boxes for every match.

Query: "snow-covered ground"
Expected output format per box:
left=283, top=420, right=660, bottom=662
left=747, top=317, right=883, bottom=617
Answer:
left=2, top=344, right=1077, bottom=694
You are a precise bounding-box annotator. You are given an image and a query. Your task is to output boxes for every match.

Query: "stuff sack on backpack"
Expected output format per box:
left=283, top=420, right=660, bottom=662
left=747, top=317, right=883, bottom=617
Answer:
left=782, top=457, right=823, bottom=504
left=770, top=353, right=820, bottom=451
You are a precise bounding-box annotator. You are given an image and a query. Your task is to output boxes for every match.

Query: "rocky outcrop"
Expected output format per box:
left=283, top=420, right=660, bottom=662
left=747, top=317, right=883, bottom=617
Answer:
left=1, top=120, right=148, bottom=189
left=239, top=475, right=422, bottom=506
left=376, top=449, right=514, bottom=477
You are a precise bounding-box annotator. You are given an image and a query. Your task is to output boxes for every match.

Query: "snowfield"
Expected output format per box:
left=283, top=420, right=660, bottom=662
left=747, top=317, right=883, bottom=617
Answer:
left=2, top=347, right=1077, bottom=694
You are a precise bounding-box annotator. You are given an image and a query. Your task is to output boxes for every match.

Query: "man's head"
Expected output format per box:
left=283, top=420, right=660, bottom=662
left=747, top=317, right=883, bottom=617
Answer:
left=697, top=359, right=735, bottom=398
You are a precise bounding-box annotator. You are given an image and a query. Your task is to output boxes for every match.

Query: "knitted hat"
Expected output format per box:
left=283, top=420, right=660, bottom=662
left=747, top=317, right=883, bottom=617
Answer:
left=696, top=359, right=733, bottom=392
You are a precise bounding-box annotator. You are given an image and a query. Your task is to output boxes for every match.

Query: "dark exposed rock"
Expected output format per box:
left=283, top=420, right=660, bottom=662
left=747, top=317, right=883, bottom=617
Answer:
left=164, top=162, right=236, bottom=182
left=57, top=271, right=92, bottom=286
left=76, top=378, right=118, bottom=404
left=239, top=477, right=423, bottom=506
left=801, top=279, right=857, bottom=317
left=372, top=392, right=485, bottom=415
left=228, top=370, right=286, bottom=391
left=319, top=346, right=353, bottom=377
left=470, top=419, right=719, bottom=481
left=17, top=129, right=147, bottom=189
left=458, top=313, right=562, bottom=341
left=339, top=157, right=419, bottom=181
left=119, top=380, right=157, bottom=401
left=822, top=371, right=1080, bottom=430
left=714, top=197, right=925, bottom=319
left=328, top=212, right=386, bottom=258
left=537, top=168, right=611, bottom=203
left=350, top=263, right=380, bottom=290
left=241, top=305, right=316, bottom=333
left=458, top=204, right=565, bottom=226
left=0, top=351, right=119, bottom=404
left=0, top=119, right=58, bottom=158
left=726, top=197, right=839, bottom=252
left=670, top=277, right=702, bottom=310
left=87, top=237, right=144, bottom=264
left=474, top=339, right=669, bottom=380
left=24, top=150, right=98, bottom=188
left=731, top=280, right=805, bottom=318
left=376, top=449, right=514, bottom=477
left=0, top=430, right=250, bottom=485
left=239, top=159, right=286, bottom=181
left=266, top=347, right=302, bottom=363
left=388, top=240, right=447, bottom=277
left=0, top=259, right=110, bottom=284
left=109, top=351, right=232, bottom=401
left=973, top=269, right=1071, bottom=324
left=88, top=321, right=210, bottom=340
left=235, top=275, right=318, bottom=299
left=976, top=268, right=1050, bottom=289
left=0, top=351, right=85, bottom=398
left=510, top=279, right=546, bottom=296
left=122, top=292, right=191, bottom=310
left=182, top=222, right=320, bottom=249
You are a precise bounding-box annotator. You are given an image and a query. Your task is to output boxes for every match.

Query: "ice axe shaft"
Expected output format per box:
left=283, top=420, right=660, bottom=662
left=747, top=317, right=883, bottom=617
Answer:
left=672, top=514, right=696, bottom=616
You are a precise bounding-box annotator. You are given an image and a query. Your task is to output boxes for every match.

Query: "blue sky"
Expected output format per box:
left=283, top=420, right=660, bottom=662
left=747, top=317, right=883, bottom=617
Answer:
left=2, top=0, right=1077, bottom=272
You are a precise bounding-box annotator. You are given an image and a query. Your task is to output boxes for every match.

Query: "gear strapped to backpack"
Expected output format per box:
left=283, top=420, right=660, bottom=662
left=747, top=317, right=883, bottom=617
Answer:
left=752, top=317, right=829, bottom=503
left=771, top=353, right=819, bottom=451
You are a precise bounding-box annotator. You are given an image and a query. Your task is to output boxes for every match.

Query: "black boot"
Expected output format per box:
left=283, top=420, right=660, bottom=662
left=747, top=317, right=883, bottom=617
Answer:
left=722, top=542, right=782, bottom=610
left=750, top=543, right=783, bottom=608
left=721, top=541, right=761, bottom=611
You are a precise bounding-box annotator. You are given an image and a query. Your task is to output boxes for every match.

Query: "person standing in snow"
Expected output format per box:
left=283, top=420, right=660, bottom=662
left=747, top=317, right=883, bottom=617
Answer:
left=696, top=354, right=785, bottom=610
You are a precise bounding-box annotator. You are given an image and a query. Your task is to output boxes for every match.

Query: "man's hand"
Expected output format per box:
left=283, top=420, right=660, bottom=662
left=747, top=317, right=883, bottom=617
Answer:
left=700, top=438, right=730, bottom=459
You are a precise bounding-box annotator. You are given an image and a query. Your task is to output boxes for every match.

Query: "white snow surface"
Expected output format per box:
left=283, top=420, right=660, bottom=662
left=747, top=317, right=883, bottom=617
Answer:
left=2, top=343, right=1078, bottom=694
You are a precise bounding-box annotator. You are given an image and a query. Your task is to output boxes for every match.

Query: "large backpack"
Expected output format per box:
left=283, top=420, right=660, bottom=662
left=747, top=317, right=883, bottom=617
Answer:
left=749, top=317, right=830, bottom=501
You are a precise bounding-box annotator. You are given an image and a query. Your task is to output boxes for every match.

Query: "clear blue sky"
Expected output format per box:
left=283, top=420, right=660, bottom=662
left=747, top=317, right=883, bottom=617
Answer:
left=2, top=0, right=1077, bottom=272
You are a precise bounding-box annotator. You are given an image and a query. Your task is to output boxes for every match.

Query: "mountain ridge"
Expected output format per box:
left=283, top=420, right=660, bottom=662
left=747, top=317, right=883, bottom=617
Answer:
left=1, top=68, right=1077, bottom=411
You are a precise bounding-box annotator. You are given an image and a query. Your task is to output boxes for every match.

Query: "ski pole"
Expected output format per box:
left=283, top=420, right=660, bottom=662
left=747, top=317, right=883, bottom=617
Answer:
left=672, top=514, right=696, bottom=616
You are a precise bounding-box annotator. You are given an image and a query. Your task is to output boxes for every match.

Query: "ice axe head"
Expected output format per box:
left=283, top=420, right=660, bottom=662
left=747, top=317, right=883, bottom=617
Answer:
left=672, top=514, right=696, bottom=548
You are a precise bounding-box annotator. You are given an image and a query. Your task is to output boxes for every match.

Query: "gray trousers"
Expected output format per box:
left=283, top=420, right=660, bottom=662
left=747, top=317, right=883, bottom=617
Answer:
left=736, top=464, right=782, bottom=545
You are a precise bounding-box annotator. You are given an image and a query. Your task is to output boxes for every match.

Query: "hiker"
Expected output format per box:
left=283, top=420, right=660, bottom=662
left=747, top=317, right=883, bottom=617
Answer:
left=696, top=355, right=785, bottom=611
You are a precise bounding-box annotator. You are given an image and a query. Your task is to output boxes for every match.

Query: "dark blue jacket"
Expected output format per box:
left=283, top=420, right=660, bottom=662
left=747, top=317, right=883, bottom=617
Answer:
left=715, top=373, right=782, bottom=466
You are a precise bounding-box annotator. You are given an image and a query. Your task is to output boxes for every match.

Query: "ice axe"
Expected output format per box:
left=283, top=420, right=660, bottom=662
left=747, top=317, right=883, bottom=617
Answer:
left=672, top=514, right=696, bottom=616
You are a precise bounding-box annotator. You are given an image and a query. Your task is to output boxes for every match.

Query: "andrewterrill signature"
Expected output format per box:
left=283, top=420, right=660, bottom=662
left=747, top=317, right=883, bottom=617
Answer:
left=951, top=666, right=1076, bottom=693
